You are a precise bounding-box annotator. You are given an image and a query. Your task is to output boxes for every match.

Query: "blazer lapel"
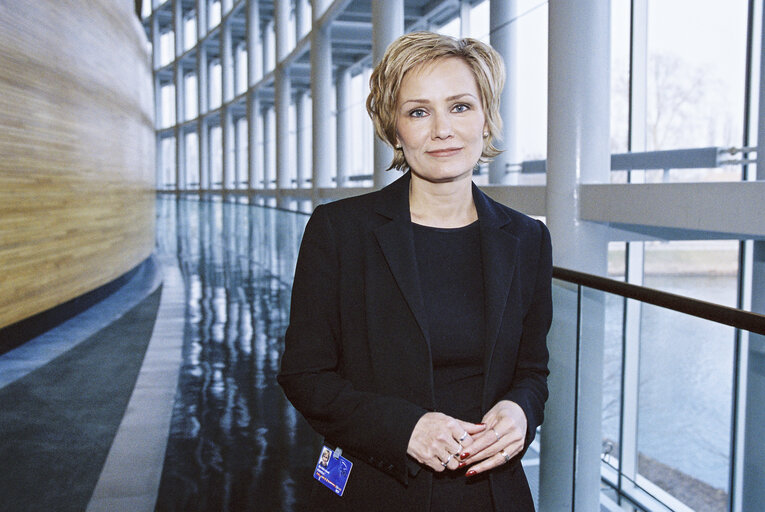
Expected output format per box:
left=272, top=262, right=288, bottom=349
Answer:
left=473, top=185, right=520, bottom=376
left=372, top=173, right=430, bottom=342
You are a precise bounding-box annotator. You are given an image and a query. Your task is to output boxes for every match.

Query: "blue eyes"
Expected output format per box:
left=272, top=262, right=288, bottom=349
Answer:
left=407, top=104, right=471, bottom=117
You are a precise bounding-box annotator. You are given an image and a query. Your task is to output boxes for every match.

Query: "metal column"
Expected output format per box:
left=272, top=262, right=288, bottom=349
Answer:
left=371, top=0, right=403, bottom=189
left=173, top=0, right=186, bottom=191
left=248, top=95, right=263, bottom=189
left=275, top=0, right=292, bottom=203
left=336, top=67, right=351, bottom=188
left=311, top=0, right=333, bottom=204
left=197, top=0, right=209, bottom=191
left=489, top=0, right=519, bottom=185
left=539, top=1, right=611, bottom=511
left=246, top=0, right=262, bottom=192
left=263, top=105, right=275, bottom=189
left=295, top=0, right=310, bottom=41
left=296, top=89, right=311, bottom=188
left=221, top=19, right=234, bottom=190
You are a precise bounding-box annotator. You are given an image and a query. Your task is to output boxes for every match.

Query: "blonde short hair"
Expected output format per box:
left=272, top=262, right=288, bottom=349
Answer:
left=366, top=31, right=505, bottom=172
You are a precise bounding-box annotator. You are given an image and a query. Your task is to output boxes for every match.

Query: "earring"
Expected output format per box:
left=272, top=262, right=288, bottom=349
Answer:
left=483, top=131, right=489, bottom=138
left=395, top=144, right=402, bottom=149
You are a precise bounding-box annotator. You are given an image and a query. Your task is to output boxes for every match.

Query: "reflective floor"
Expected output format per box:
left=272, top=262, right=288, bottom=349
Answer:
left=154, top=197, right=320, bottom=512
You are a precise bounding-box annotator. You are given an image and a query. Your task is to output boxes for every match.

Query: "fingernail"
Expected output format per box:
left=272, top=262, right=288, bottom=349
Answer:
left=478, top=423, right=486, bottom=426
left=458, top=461, right=466, bottom=468
left=466, top=470, right=476, bottom=477
left=460, top=452, right=470, bottom=460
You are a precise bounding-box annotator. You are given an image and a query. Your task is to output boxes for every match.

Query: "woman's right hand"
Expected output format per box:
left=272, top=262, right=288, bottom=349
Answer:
left=406, top=412, right=485, bottom=472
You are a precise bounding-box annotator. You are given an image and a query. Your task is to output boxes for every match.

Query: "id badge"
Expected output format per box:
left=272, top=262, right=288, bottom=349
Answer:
left=313, top=445, right=353, bottom=496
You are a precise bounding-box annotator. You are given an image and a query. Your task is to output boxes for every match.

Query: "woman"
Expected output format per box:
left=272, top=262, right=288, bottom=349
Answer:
left=278, top=31, right=552, bottom=511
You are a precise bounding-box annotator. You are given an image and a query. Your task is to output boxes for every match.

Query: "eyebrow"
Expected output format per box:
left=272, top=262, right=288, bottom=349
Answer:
left=400, top=93, right=479, bottom=107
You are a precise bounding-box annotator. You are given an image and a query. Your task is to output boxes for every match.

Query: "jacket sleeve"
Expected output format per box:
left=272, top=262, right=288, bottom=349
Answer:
left=503, top=220, right=552, bottom=451
left=277, top=205, right=428, bottom=485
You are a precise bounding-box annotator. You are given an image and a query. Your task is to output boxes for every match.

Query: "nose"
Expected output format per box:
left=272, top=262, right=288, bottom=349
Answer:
left=431, top=111, right=453, bottom=140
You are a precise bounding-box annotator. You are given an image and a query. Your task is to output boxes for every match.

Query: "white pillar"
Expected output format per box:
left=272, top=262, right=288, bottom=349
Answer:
left=459, top=0, right=471, bottom=38
left=247, top=0, right=262, bottom=85
left=263, top=19, right=275, bottom=73
left=222, top=107, right=234, bottom=189
left=336, top=67, right=351, bottom=187
left=174, top=65, right=186, bottom=189
left=275, top=70, right=291, bottom=192
left=489, top=0, right=519, bottom=185
left=233, top=117, right=243, bottom=189
left=295, top=0, right=311, bottom=41
left=311, top=0, right=333, bottom=203
left=275, top=0, right=292, bottom=202
left=199, top=120, right=210, bottom=189
left=247, top=94, right=262, bottom=189
left=296, top=89, right=311, bottom=188
left=197, top=0, right=208, bottom=41
left=539, top=2, right=610, bottom=511
left=173, top=0, right=185, bottom=190
left=197, top=42, right=209, bottom=190
left=372, top=0, right=403, bottom=189
left=263, top=105, right=275, bottom=188
left=151, top=10, right=161, bottom=70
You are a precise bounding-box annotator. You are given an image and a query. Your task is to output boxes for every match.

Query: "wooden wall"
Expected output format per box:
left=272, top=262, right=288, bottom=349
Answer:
left=0, top=1, right=155, bottom=330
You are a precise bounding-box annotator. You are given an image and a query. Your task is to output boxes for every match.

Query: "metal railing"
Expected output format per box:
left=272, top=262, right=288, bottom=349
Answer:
left=552, top=266, right=764, bottom=511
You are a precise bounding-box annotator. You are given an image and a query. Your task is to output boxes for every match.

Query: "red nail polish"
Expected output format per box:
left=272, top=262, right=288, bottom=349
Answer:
left=458, top=461, right=466, bottom=468
left=466, top=470, right=476, bottom=477
left=460, top=452, right=470, bottom=460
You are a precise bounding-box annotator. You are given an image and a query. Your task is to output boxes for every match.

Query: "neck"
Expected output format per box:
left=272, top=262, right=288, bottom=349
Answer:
left=408, top=172, right=477, bottom=228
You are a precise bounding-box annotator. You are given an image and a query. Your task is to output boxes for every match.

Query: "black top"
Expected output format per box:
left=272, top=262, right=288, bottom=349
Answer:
left=412, top=220, right=494, bottom=511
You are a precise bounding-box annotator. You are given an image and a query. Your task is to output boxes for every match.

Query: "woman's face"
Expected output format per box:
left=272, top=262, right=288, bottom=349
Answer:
left=395, top=57, right=487, bottom=183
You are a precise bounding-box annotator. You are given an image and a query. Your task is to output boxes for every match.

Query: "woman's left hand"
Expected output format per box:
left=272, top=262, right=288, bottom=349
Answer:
left=460, top=400, right=527, bottom=476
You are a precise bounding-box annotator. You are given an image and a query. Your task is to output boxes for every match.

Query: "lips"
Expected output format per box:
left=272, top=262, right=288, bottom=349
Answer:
left=426, top=147, right=462, bottom=157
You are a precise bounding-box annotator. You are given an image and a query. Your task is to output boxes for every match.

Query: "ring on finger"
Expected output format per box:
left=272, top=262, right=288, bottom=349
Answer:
left=499, top=449, right=511, bottom=463
left=458, top=431, right=468, bottom=442
left=441, top=453, right=453, bottom=467
left=491, top=428, right=501, bottom=441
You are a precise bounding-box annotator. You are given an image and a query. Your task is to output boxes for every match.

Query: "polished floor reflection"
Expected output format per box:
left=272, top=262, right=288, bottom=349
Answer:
left=154, top=197, right=320, bottom=512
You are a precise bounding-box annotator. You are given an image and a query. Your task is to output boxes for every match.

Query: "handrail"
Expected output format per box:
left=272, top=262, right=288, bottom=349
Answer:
left=553, top=266, right=765, bottom=336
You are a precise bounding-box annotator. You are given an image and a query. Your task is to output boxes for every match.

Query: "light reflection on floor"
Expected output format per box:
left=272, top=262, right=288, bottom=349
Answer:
left=154, top=196, right=320, bottom=512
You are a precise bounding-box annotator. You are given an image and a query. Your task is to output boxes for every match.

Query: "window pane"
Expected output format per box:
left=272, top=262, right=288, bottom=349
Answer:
left=637, top=304, right=733, bottom=511
left=646, top=0, right=747, bottom=155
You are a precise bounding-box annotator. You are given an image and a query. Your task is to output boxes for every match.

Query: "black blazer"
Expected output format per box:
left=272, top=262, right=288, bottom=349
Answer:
left=278, top=172, right=552, bottom=511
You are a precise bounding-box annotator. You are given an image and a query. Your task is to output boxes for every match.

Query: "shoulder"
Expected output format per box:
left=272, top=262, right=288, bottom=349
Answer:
left=309, top=188, right=382, bottom=234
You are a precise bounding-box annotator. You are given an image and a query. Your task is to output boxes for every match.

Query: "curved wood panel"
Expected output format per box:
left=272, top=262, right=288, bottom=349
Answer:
left=0, top=1, right=155, bottom=329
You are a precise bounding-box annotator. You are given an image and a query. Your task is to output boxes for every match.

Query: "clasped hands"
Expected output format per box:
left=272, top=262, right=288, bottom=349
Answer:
left=406, top=400, right=527, bottom=476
